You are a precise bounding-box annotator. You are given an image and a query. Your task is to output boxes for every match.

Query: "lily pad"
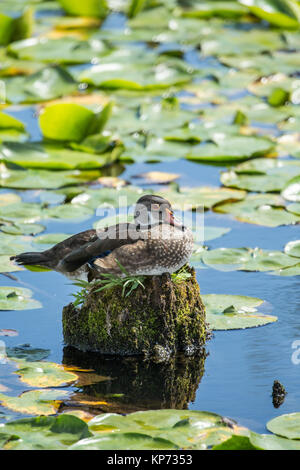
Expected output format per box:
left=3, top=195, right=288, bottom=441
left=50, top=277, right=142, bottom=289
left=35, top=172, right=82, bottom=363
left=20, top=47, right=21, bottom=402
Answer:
left=1, top=142, right=116, bottom=170
left=3, top=66, right=78, bottom=104
left=187, top=135, right=274, bottom=163
left=202, top=294, right=277, bottom=330
left=57, top=0, right=108, bottom=18
left=0, top=389, right=68, bottom=416
left=284, top=240, right=300, bottom=258
left=8, top=37, right=109, bottom=64
left=0, top=255, right=23, bottom=273
left=216, top=194, right=299, bottom=227
left=267, top=413, right=300, bottom=439
left=239, top=0, right=300, bottom=29
left=0, top=414, right=91, bottom=450
left=14, top=361, right=78, bottom=388
left=158, top=186, right=246, bottom=211
left=0, top=287, right=41, bottom=310
left=0, top=164, right=100, bottom=189
left=202, top=247, right=299, bottom=272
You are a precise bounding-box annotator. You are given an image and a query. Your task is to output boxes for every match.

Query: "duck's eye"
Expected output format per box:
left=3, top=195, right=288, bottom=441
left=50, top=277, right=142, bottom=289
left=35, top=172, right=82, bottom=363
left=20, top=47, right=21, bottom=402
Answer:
left=135, top=211, right=140, bottom=217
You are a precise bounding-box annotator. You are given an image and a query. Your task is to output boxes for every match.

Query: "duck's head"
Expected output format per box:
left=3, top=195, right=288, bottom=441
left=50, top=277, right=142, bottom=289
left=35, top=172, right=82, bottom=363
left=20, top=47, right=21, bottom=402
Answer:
left=134, top=194, right=180, bottom=228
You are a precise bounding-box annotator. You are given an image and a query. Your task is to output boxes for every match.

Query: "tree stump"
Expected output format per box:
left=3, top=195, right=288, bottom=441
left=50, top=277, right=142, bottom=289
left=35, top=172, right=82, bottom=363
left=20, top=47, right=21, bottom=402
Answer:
left=62, top=266, right=206, bottom=360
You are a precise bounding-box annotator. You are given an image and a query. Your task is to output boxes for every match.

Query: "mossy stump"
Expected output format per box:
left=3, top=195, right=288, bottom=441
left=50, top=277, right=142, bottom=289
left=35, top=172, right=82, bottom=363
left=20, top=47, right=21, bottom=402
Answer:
left=63, top=267, right=206, bottom=359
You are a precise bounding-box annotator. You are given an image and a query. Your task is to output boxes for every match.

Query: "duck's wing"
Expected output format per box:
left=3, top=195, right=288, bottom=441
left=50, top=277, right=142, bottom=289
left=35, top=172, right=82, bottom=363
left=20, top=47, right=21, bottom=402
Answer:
left=59, top=223, right=142, bottom=273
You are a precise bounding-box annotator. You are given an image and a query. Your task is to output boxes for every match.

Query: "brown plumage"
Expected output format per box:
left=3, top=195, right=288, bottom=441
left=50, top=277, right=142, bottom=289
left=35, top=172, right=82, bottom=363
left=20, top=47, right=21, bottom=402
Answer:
left=11, top=195, right=194, bottom=280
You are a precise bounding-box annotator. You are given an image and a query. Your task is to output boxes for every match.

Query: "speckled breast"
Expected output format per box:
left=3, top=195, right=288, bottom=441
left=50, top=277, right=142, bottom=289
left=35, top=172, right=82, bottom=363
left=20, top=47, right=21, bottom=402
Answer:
left=139, top=224, right=194, bottom=275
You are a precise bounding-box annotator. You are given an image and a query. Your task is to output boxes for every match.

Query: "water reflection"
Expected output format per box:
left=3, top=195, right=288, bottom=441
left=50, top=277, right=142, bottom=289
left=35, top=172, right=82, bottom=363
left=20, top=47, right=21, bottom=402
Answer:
left=62, top=347, right=206, bottom=415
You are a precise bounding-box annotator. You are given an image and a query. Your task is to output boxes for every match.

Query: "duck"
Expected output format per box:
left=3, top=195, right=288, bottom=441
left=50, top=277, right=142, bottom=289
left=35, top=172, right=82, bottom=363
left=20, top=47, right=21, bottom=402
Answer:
left=11, top=195, right=194, bottom=281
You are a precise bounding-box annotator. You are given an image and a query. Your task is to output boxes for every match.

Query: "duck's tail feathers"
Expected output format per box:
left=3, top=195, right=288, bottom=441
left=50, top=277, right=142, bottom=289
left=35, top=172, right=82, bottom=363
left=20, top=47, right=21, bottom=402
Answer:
left=10, top=252, right=50, bottom=267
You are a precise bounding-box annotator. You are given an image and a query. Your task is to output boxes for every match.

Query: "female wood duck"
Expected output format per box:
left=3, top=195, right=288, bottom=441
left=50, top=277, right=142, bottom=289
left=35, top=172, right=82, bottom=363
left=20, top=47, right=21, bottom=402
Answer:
left=11, top=195, right=194, bottom=280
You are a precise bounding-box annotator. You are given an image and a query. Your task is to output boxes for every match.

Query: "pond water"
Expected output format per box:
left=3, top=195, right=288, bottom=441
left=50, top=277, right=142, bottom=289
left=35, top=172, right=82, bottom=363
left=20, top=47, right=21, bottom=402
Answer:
left=1, top=8, right=300, bottom=436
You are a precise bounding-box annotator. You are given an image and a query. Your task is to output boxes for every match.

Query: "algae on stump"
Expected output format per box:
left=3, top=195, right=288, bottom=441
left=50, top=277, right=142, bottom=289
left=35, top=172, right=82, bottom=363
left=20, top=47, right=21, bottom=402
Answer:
left=63, top=267, right=206, bottom=358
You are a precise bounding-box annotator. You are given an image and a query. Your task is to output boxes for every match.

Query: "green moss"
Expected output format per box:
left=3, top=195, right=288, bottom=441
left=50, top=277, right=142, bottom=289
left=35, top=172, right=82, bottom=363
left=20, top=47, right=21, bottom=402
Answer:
left=63, top=266, right=206, bottom=359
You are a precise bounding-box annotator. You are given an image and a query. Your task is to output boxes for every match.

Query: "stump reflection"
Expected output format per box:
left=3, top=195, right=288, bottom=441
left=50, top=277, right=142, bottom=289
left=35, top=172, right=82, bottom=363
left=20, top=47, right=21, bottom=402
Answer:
left=62, top=347, right=206, bottom=415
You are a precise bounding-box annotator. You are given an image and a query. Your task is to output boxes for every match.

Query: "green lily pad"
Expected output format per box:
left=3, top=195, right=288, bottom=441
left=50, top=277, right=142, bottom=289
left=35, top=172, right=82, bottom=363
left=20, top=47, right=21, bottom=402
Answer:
left=3, top=66, right=78, bottom=104
left=249, top=432, right=300, bottom=450
left=0, top=286, right=41, bottom=310
left=14, top=360, right=78, bottom=388
left=0, top=222, right=45, bottom=236
left=213, top=434, right=260, bottom=450
left=181, top=1, right=247, bottom=19
left=34, top=233, right=70, bottom=245
left=78, top=49, right=194, bottom=90
left=158, top=186, right=246, bottom=211
left=57, top=0, right=108, bottom=18
left=6, top=345, right=50, bottom=362
left=202, top=247, right=299, bottom=272
left=0, top=233, right=33, bottom=255
left=202, top=294, right=277, bottom=330
left=239, top=0, right=300, bottom=29
left=282, top=176, right=300, bottom=202
left=1, top=142, right=116, bottom=170
left=87, top=409, right=247, bottom=449
left=0, top=164, right=100, bottom=189
left=216, top=194, right=299, bottom=227
left=267, top=413, right=300, bottom=439
left=284, top=240, right=300, bottom=258
left=0, top=389, right=69, bottom=416
left=0, top=255, right=23, bottom=273
left=70, top=432, right=178, bottom=450
left=39, top=104, right=95, bottom=142
left=200, top=28, right=284, bottom=56
left=187, top=135, right=274, bottom=163
left=0, top=414, right=91, bottom=450
left=8, top=37, right=109, bottom=65
left=0, top=7, right=33, bottom=46
left=71, top=186, right=147, bottom=210
left=287, top=203, right=300, bottom=215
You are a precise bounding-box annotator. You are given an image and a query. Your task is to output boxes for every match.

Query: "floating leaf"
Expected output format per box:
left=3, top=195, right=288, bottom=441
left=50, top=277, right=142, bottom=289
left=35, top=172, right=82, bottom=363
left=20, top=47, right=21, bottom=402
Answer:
left=216, top=194, right=299, bottom=227
left=14, top=361, right=78, bottom=388
left=1, top=142, right=116, bottom=170
left=0, top=389, right=68, bottom=416
left=0, top=414, right=91, bottom=450
left=0, top=287, right=41, bottom=310
left=267, top=413, right=300, bottom=439
left=6, top=345, right=50, bottom=362
left=202, top=294, right=277, bottom=330
left=284, top=240, right=300, bottom=258
left=70, top=432, right=178, bottom=450
left=239, top=0, right=300, bottom=29
left=3, top=66, right=78, bottom=104
left=158, top=186, right=246, bottom=211
left=0, top=255, right=23, bottom=273
left=0, top=164, right=100, bottom=189
left=182, top=1, right=247, bottom=19
left=202, top=247, right=299, bottom=272
left=8, top=37, right=109, bottom=65
left=39, top=104, right=95, bottom=142
left=187, top=135, right=274, bottom=163
left=57, top=0, right=108, bottom=18
left=33, top=234, right=70, bottom=245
